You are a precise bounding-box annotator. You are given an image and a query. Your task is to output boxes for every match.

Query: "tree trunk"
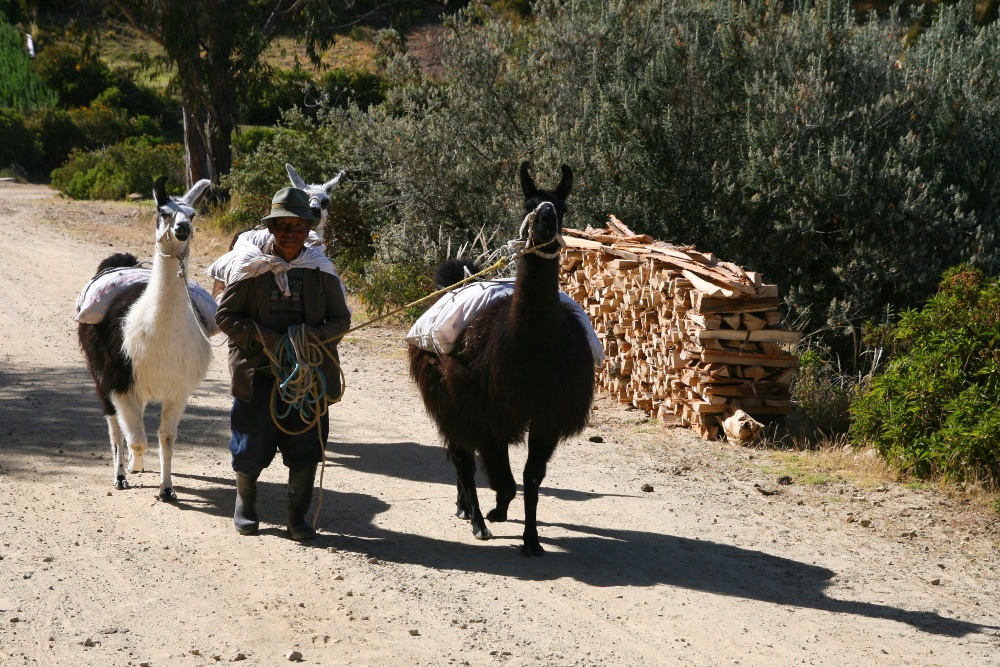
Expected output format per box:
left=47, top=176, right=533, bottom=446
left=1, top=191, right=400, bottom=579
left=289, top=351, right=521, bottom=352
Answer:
left=181, top=102, right=213, bottom=187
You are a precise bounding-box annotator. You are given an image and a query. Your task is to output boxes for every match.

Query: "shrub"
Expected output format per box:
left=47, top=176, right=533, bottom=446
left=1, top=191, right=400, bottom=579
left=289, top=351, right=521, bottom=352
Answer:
left=220, top=109, right=347, bottom=233
left=0, top=106, right=42, bottom=169
left=50, top=137, right=184, bottom=200
left=241, top=68, right=317, bottom=126
left=850, top=266, right=1000, bottom=486
left=0, top=18, right=57, bottom=110
left=319, top=68, right=385, bottom=111
left=32, top=33, right=111, bottom=109
left=319, top=0, right=999, bottom=337
left=67, top=102, right=129, bottom=148
left=24, top=106, right=83, bottom=174
left=789, top=348, right=867, bottom=442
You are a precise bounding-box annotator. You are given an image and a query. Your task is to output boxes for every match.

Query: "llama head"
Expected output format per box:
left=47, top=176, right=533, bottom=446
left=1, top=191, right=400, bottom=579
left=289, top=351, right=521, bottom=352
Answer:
left=519, top=162, right=573, bottom=249
left=152, top=177, right=212, bottom=258
left=285, top=164, right=346, bottom=235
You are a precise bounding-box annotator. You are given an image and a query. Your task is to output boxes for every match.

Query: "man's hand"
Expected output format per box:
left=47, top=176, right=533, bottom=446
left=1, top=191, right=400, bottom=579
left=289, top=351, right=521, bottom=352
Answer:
left=255, top=327, right=282, bottom=350
left=303, top=325, right=324, bottom=343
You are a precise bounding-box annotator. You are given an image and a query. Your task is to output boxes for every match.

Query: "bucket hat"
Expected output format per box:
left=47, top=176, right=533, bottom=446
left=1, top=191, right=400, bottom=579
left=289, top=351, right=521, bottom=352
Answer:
left=261, top=187, right=320, bottom=226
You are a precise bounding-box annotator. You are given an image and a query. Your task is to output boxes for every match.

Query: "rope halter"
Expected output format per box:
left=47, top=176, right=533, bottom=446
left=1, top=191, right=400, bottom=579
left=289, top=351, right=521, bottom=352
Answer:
left=514, top=202, right=566, bottom=260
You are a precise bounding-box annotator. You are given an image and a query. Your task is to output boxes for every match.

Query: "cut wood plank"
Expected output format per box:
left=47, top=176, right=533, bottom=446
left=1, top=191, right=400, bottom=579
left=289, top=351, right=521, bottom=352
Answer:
left=682, top=270, right=734, bottom=298
left=692, top=294, right=780, bottom=314
left=742, top=312, right=767, bottom=331
left=696, top=329, right=749, bottom=342
left=700, top=351, right=798, bottom=368
left=747, top=329, right=802, bottom=344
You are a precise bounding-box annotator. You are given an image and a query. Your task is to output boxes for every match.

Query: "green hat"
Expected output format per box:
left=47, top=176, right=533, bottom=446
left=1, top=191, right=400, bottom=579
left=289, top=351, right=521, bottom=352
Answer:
left=261, top=187, right=320, bottom=226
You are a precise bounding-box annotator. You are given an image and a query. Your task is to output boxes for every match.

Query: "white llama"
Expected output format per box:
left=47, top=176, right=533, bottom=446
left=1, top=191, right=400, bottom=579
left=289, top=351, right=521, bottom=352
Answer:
left=78, top=177, right=213, bottom=500
left=285, top=163, right=345, bottom=244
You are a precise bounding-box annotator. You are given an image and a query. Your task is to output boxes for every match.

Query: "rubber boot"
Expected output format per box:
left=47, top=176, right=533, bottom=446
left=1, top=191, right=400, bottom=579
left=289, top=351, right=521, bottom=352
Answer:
left=234, top=471, right=260, bottom=535
left=287, top=464, right=317, bottom=541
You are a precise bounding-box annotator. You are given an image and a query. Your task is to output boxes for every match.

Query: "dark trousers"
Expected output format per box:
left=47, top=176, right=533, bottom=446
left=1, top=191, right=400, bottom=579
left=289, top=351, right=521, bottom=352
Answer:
left=230, top=374, right=329, bottom=475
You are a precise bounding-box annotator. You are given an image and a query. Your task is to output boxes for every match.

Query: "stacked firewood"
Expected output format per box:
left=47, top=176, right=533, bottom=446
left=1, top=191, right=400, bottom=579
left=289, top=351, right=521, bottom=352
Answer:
left=559, top=216, right=800, bottom=440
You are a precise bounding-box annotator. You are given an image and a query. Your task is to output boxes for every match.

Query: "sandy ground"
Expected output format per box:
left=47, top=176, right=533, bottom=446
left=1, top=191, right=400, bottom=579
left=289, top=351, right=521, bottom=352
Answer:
left=1, top=180, right=999, bottom=667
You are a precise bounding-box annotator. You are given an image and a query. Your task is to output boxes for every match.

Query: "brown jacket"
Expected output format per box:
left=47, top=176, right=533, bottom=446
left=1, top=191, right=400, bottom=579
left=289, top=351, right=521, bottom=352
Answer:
left=216, top=268, right=352, bottom=402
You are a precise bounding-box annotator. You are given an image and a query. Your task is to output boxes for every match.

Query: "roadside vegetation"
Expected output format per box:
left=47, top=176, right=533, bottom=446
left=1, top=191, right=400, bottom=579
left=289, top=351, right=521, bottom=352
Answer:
left=2, top=0, right=998, bottom=495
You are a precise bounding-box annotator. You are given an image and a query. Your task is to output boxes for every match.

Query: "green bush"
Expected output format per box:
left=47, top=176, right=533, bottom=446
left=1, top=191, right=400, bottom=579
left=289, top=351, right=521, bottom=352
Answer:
left=319, top=68, right=385, bottom=111
left=789, top=348, right=866, bottom=441
left=32, top=34, right=111, bottom=109
left=24, top=106, right=83, bottom=173
left=311, top=0, right=1000, bottom=337
left=220, top=109, right=348, bottom=233
left=0, top=19, right=57, bottom=110
left=241, top=68, right=317, bottom=126
left=50, top=137, right=184, bottom=200
left=850, top=266, right=1000, bottom=486
left=0, top=106, right=42, bottom=169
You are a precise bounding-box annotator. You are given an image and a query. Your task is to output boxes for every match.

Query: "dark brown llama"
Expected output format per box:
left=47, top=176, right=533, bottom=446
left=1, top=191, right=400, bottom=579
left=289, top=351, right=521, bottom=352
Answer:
left=408, top=162, right=595, bottom=556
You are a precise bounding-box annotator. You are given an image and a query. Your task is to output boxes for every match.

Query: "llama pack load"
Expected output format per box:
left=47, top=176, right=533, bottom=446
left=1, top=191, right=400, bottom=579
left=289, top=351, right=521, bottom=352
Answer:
left=406, top=278, right=604, bottom=365
left=75, top=266, right=221, bottom=336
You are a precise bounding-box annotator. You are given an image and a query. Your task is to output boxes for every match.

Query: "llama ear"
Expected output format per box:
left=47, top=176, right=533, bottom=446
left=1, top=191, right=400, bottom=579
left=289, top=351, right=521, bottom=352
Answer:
left=520, top=162, right=537, bottom=199
left=153, top=176, right=169, bottom=207
left=286, top=164, right=307, bottom=189
left=323, top=170, right=345, bottom=194
left=182, top=179, right=212, bottom=207
left=554, top=164, right=573, bottom=200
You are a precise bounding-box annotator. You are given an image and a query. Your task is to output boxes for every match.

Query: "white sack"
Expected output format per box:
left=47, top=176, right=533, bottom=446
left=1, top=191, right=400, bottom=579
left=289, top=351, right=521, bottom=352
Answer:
left=75, top=267, right=220, bottom=337
left=406, top=279, right=604, bottom=367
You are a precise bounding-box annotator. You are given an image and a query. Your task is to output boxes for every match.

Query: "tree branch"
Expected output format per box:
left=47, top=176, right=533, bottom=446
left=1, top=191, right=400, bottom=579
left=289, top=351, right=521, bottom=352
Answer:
left=262, top=0, right=312, bottom=40
left=109, top=0, right=166, bottom=47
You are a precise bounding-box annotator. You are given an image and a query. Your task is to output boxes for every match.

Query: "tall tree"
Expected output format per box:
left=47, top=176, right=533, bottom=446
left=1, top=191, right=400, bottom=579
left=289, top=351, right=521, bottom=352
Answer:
left=107, top=0, right=388, bottom=187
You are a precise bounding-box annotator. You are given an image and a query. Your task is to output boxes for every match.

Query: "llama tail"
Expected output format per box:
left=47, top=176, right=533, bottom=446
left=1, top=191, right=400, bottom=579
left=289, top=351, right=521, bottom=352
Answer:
left=94, top=252, right=140, bottom=277
left=435, top=259, right=481, bottom=289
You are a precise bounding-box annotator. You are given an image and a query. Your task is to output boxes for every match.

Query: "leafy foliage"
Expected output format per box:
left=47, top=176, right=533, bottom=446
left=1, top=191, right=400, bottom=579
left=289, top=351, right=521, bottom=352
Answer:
left=789, top=347, right=871, bottom=440
left=31, top=33, right=111, bottom=108
left=23, top=106, right=82, bottom=174
left=0, top=106, right=42, bottom=169
left=49, top=136, right=184, bottom=200
left=285, top=0, right=1000, bottom=328
left=850, top=266, right=1000, bottom=486
left=0, top=17, right=57, bottom=110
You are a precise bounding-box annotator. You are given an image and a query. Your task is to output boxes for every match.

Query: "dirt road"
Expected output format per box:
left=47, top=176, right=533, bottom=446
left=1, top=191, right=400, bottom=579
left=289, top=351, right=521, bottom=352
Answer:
left=1, top=181, right=998, bottom=666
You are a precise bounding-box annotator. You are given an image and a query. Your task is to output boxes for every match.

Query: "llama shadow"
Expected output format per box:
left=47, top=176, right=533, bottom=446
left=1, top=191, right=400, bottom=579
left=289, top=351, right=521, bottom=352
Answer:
left=327, top=439, right=632, bottom=502
left=0, top=364, right=232, bottom=477
left=305, top=511, right=993, bottom=639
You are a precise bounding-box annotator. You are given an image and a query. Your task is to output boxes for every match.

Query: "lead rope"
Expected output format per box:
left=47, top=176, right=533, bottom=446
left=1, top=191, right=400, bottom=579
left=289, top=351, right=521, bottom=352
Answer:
left=258, top=208, right=564, bottom=528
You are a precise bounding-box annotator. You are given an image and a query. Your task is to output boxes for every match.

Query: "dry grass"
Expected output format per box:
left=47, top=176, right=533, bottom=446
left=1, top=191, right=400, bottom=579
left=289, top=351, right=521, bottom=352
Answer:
left=265, top=35, right=378, bottom=74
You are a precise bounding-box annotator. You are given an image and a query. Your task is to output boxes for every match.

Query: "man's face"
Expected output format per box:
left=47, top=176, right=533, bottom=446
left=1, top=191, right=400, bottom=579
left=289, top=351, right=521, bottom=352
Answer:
left=268, top=217, right=310, bottom=261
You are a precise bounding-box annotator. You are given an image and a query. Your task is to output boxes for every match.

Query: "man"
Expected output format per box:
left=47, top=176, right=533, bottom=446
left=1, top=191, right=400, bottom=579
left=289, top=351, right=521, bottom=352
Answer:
left=215, top=187, right=351, bottom=540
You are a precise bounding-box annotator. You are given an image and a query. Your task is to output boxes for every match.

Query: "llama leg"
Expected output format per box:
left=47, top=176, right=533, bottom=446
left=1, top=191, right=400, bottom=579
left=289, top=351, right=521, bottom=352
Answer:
left=449, top=445, right=490, bottom=540
left=107, top=416, right=128, bottom=489
left=155, top=399, right=185, bottom=502
left=112, top=394, right=148, bottom=474
left=480, top=446, right=516, bottom=523
left=521, top=432, right=558, bottom=557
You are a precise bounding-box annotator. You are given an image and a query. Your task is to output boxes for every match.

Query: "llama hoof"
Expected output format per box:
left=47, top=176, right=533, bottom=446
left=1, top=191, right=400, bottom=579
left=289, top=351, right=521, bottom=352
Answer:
left=114, top=477, right=129, bottom=490
left=455, top=508, right=471, bottom=521
left=158, top=487, right=178, bottom=502
left=473, top=526, right=493, bottom=540
left=521, top=542, right=545, bottom=557
left=486, top=508, right=508, bottom=522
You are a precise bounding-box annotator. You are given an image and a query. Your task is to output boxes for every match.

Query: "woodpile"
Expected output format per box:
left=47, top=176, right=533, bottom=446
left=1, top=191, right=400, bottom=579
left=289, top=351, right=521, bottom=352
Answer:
left=559, top=216, right=800, bottom=440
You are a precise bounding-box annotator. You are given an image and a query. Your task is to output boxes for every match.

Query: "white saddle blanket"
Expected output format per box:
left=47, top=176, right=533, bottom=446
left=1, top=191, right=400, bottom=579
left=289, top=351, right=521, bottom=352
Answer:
left=405, top=280, right=604, bottom=367
left=75, top=267, right=221, bottom=337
